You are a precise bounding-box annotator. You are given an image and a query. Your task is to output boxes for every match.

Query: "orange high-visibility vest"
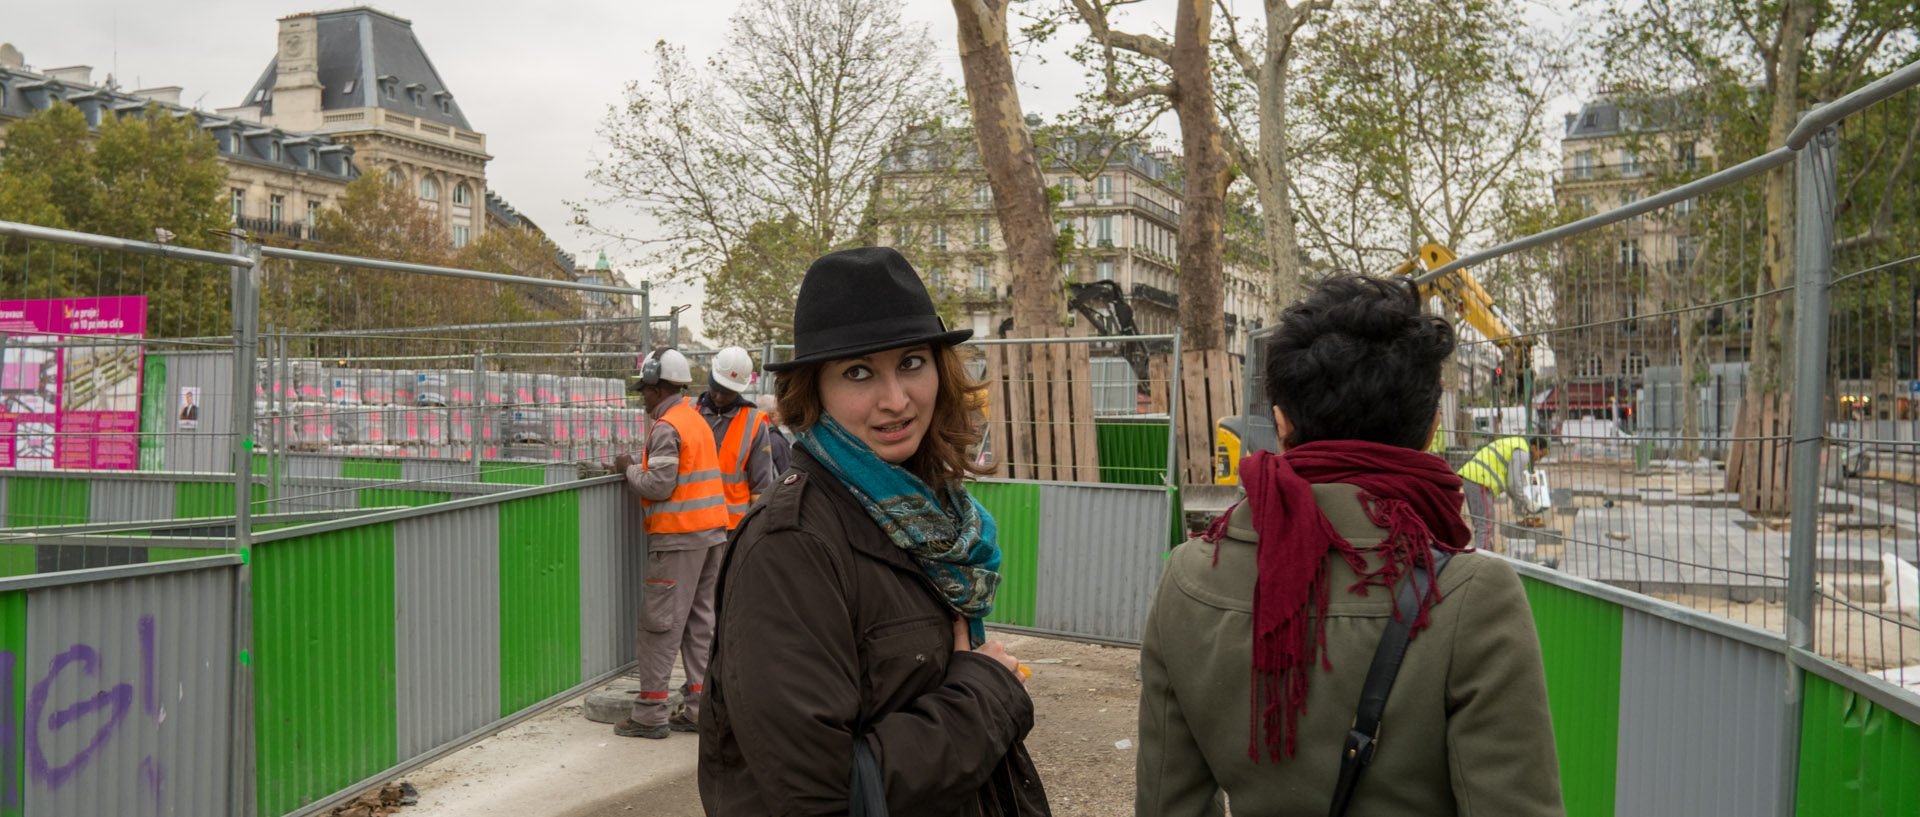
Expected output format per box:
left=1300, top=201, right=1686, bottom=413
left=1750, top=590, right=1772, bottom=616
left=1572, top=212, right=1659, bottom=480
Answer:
left=716, top=406, right=771, bottom=529
left=642, top=400, right=728, bottom=534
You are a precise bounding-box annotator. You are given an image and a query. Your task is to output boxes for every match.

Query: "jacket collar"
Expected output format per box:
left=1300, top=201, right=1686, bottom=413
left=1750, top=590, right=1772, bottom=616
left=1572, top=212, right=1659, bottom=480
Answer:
left=790, top=447, right=923, bottom=573
left=1225, top=482, right=1391, bottom=544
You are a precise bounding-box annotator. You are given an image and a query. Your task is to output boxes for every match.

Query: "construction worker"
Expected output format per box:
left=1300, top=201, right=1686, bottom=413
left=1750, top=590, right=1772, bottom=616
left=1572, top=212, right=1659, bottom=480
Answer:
left=1457, top=434, right=1549, bottom=551
left=611, top=348, right=728, bottom=739
left=696, top=346, right=779, bottom=528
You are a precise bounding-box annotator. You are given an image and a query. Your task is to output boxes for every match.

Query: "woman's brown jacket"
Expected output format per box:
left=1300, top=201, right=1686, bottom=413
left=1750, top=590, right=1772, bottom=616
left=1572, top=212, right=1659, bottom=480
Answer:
left=698, top=449, right=1051, bottom=816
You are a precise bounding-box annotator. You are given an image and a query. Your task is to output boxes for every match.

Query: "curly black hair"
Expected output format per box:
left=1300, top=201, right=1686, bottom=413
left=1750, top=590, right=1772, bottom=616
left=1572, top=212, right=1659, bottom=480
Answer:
left=1263, top=274, right=1456, bottom=450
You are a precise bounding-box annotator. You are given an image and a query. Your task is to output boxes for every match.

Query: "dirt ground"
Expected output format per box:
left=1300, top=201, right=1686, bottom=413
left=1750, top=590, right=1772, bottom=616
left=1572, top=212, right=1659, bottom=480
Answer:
left=380, top=631, right=1142, bottom=817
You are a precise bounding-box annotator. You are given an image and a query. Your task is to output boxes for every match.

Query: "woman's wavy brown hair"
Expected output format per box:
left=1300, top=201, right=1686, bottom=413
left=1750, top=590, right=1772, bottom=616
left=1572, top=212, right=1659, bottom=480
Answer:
left=776, top=343, right=994, bottom=488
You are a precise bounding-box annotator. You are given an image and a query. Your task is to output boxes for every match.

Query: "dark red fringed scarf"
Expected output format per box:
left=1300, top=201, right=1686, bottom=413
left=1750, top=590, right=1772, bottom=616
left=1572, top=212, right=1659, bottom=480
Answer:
left=1202, top=442, right=1473, bottom=762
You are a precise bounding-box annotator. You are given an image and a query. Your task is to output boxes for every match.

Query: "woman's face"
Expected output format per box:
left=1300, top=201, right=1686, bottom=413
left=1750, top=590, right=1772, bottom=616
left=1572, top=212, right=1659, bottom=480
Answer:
left=818, top=344, right=939, bottom=463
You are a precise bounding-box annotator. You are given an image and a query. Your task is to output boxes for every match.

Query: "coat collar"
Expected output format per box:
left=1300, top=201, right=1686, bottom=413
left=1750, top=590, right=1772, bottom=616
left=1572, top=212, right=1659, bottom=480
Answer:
left=1224, top=482, right=1392, bottom=544
left=790, top=447, right=923, bottom=573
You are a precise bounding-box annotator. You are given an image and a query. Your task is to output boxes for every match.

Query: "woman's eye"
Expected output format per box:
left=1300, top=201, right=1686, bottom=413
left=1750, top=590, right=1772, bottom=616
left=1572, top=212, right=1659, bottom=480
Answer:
left=901, top=355, right=928, bottom=371
left=843, top=365, right=872, bottom=381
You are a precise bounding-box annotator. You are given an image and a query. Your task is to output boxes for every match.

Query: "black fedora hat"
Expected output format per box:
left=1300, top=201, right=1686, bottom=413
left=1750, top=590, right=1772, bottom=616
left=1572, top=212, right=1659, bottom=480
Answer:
left=766, top=246, right=972, bottom=372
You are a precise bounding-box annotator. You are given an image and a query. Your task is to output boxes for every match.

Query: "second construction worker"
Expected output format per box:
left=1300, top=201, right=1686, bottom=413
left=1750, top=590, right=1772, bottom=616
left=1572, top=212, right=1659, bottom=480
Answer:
left=696, top=346, right=779, bottom=528
left=1457, top=434, right=1549, bottom=550
left=612, top=348, right=728, bottom=739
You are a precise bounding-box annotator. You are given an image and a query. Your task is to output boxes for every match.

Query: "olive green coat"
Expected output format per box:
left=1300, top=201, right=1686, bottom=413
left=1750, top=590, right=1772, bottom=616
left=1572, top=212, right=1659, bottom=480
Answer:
left=1136, top=483, right=1565, bottom=817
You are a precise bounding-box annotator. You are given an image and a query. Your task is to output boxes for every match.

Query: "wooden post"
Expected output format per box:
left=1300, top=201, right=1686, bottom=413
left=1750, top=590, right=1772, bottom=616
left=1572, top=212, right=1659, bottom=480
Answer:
left=1068, top=340, right=1098, bottom=482
left=984, top=341, right=1006, bottom=477
left=1048, top=330, right=1075, bottom=481
left=1007, top=340, right=1034, bottom=480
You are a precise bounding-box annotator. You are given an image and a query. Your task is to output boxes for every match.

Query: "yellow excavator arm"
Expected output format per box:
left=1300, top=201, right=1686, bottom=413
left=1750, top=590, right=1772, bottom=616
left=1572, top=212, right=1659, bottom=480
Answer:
left=1391, top=244, right=1532, bottom=369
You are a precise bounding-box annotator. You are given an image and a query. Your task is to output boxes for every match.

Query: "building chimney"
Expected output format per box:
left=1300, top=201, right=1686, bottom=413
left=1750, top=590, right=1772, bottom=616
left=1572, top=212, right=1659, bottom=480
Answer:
left=132, top=86, right=184, bottom=105
left=45, top=65, right=93, bottom=85
left=0, top=44, right=24, bottom=71
left=266, top=13, right=324, bottom=131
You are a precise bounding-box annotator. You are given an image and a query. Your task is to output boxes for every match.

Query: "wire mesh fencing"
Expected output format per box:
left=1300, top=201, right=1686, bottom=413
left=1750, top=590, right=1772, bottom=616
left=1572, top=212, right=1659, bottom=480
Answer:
left=1427, top=62, right=1920, bottom=683
left=1813, top=78, right=1920, bottom=687
left=1, top=226, right=247, bottom=573
left=248, top=245, right=654, bottom=513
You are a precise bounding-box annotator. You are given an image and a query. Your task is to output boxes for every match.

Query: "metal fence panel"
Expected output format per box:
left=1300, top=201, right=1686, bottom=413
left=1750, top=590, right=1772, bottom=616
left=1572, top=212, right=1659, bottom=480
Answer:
left=1520, top=577, right=1622, bottom=817
left=1034, top=483, right=1171, bottom=643
left=21, top=565, right=235, bottom=817
left=150, top=350, right=237, bottom=476
left=1795, top=671, right=1920, bottom=814
left=496, top=492, right=582, bottom=715
left=393, top=505, right=501, bottom=761
left=577, top=482, right=641, bottom=680
left=1615, top=608, right=1784, bottom=816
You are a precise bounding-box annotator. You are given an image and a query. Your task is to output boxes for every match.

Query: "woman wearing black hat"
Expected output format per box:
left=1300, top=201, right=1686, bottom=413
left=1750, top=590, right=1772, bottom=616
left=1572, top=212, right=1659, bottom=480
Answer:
left=697, top=247, right=1050, bottom=816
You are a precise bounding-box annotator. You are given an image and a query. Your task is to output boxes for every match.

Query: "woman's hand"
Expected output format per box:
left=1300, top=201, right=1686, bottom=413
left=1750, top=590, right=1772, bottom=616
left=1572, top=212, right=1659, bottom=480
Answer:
left=953, top=617, right=1025, bottom=684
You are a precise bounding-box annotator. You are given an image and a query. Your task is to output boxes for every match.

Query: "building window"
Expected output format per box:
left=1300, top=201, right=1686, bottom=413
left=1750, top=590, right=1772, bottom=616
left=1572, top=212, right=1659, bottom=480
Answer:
left=410, top=87, right=425, bottom=107
left=453, top=225, right=471, bottom=248
left=893, top=224, right=910, bottom=246
left=1096, top=217, right=1114, bottom=244
left=1572, top=194, right=1594, bottom=212
left=1675, top=196, right=1697, bottom=217
left=1058, top=177, right=1075, bottom=202
left=930, top=223, right=946, bottom=248
left=1618, top=239, right=1641, bottom=267
left=1095, top=175, right=1112, bottom=198
left=1061, top=262, right=1074, bottom=278
left=231, top=189, right=246, bottom=221
left=929, top=267, right=945, bottom=290
left=973, top=266, right=990, bottom=291
left=1096, top=261, right=1114, bottom=281
left=974, top=221, right=989, bottom=248
left=270, top=141, right=282, bottom=162
left=304, top=149, right=316, bottom=170
left=1573, top=151, right=1596, bottom=179
left=439, top=97, right=452, bottom=114
left=1621, top=190, right=1640, bottom=222
left=974, top=184, right=991, bottom=207
left=419, top=177, right=440, bottom=201
left=383, top=82, right=397, bottom=101
left=1676, top=236, right=1699, bottom=269
left=1620, top=149, right=1640, bottom=177
left=227, top=131, right=241, bottom=153
left=1624, top=353, right=1648, bottom=375
left=1677, top=140, right=1697, bottom=171
left=453, top=183, right=471, bottom=206
left=307, top=200, right=321, bottom=227
left=269, top=194, right=285, bottom=224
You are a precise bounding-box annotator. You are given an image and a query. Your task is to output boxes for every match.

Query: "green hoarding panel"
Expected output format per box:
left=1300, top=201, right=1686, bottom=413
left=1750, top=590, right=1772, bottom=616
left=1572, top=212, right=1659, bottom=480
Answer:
left=1, top=591, right=23, bottom=817
left=498, top=491, right=582, bottom=714
left=342, top=458, right=403, bottom=481
left=155, top=482, right=233, bottom=562
left=971, top=482, right=1038, bottom=627
left=481, top=461, right=547, bottom=486
left=1796, top=671, right=1920, bottom=815
left=1522, top=577, right=1622, bottom=817
left=253, top=524, right=398, bottom=817
left=3, top=478, right=90, bottom=577
left=1095, top=420, right=1168, bottom=486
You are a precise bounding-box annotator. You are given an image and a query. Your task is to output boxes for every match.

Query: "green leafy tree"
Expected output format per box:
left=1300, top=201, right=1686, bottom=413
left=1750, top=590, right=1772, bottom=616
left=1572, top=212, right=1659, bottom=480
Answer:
left=580, top=0, right=949, bottom=346
left=0, top=101, right=232, bottom=337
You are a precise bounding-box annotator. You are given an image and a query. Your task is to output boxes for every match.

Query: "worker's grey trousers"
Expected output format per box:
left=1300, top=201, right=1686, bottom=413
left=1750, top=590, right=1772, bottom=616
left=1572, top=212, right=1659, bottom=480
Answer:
left=629, top=543, right=725, bottom=727
left=1464, top=482, right=1497, bottom=550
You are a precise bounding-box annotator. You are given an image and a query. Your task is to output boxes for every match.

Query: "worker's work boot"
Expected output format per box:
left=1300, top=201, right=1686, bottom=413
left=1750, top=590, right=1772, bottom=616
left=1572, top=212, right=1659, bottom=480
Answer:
left=669, top=710, right=698, bottom=733
left=613, top=718, right=669, bottom=739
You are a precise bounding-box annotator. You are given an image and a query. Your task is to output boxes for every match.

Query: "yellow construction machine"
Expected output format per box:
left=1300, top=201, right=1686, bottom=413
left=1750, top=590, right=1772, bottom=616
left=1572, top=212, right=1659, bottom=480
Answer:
left=1213, top=243, right=1532, bottom=485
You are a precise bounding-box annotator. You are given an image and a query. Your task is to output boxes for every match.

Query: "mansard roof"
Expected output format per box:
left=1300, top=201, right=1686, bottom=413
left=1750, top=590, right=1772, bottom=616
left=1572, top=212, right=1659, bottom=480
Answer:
left=239, top=6, right=473, bottom=131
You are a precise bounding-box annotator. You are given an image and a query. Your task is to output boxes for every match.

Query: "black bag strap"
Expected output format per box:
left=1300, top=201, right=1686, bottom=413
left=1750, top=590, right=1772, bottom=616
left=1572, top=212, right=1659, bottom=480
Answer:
left=850, top=732, right=889, bottom=817
left=1327, top=548, right=1453, bottom=817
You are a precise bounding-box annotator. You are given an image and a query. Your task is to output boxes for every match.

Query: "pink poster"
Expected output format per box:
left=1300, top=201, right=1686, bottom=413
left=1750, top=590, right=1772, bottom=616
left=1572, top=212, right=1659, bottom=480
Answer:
left=0, top=296, right=148, bottom=471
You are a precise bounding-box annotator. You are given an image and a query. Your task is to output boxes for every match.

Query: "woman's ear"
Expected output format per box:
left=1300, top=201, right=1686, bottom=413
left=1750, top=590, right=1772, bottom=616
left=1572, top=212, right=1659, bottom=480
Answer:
left=1271, top=406, right=1294, bottom=452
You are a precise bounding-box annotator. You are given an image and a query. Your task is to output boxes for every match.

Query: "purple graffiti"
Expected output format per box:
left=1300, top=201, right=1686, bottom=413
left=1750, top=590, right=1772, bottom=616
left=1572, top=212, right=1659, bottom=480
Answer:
left=2, top=649, right=16, bottom=809
left=139, top=615, right=158, bottom=720
left=139, top=756, right=165, bottom=807
left=26, top=644, right=133, bottom=790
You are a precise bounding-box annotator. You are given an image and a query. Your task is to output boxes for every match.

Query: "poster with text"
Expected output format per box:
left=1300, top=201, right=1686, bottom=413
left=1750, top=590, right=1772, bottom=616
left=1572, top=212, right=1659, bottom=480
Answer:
left=0, top=296, right=148, bottom=470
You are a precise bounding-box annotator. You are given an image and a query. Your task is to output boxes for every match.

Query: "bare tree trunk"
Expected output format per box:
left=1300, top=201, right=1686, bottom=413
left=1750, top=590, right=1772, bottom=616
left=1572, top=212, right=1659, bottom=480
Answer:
left=952, top=0, right=1062, bottom=336
left=1171, top=0, right=1228, bottom=352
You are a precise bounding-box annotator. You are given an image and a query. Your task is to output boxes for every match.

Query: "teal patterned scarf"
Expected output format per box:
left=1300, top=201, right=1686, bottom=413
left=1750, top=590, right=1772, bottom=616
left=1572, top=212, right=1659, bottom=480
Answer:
left=798, top=415, right=1001, bottom=646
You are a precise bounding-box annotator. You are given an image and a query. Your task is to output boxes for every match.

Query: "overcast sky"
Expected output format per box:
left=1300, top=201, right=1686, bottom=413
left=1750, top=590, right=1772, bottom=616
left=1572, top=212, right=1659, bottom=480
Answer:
left=10, top=0, right=1583, bottom=340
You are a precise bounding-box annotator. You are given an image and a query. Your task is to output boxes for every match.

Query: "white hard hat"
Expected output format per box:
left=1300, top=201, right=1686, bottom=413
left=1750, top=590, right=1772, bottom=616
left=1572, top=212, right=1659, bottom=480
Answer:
left=711, top=346, right=755, bottom=392
left=640, top=348, right=693, bottom=385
